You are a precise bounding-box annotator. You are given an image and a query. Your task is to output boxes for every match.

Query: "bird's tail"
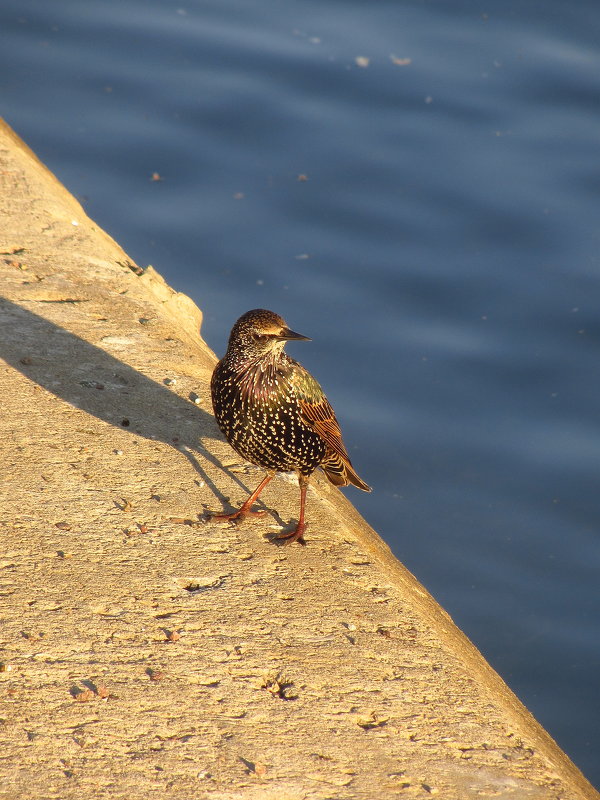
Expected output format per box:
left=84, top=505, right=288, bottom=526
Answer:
left=322, top=452, right=371, bottom=492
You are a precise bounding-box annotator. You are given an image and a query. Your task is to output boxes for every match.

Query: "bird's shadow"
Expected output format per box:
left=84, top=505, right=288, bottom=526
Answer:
left=0, top=296, right=261, bottom=514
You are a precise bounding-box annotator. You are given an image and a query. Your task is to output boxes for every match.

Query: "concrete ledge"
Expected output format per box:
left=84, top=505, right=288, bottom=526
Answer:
left=0, top=117, right=597, bottom=800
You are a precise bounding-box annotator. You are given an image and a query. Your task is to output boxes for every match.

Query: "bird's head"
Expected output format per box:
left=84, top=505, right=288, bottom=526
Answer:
left=226, top=308, right=310, bottom=361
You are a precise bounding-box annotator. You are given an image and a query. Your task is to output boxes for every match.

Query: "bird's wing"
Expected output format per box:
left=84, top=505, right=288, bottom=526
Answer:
left=292, top=366, right=351, bottom=463
left=289, top=361, right=371, bottom=492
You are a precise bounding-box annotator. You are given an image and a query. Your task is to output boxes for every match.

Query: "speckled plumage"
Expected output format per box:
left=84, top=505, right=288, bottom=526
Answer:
left=210, top=309, right=370, bottom=544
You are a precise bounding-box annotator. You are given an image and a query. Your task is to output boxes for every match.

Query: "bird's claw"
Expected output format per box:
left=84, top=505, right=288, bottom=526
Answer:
left=276, top=524, right=307, bottom=546
left=211, top=508, right=267, bottom=524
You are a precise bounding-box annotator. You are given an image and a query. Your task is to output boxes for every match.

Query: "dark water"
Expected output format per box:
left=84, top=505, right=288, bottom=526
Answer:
left=2, top=0, right=599, bottom=785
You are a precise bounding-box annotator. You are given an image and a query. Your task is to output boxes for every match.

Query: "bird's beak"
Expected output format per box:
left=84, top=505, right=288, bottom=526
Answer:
left=277, top=327, right=311, bottom=342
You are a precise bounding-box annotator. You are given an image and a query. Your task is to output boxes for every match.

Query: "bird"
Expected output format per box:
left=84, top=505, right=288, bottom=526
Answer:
left=210, top=308, right=371, bottom=544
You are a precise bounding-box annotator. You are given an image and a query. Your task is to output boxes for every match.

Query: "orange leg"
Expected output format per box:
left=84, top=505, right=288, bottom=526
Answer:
left=212, top=473, right=274, bottom=522
left=277, top=474, right=308, bottom=546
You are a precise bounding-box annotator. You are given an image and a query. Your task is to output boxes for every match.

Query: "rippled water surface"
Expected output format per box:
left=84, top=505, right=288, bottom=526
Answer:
left=2, top=0, right=599, bottom=785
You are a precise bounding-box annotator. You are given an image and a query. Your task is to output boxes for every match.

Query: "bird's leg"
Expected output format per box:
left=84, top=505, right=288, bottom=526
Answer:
left=277, top=473, right=308, bottom=545
left=212, top=472, right=274, bottom=522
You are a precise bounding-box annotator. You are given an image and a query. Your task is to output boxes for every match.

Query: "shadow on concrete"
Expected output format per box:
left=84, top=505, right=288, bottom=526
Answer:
left=0, top=296, right=259, bottom=513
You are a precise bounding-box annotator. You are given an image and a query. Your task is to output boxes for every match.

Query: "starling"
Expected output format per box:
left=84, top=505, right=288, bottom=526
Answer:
left=210, top=309, right=371, bottom=544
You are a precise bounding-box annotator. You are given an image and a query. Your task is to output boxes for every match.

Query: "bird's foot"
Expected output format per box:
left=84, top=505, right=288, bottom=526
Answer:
left=211, top=507, right=267, bottom=523
left=276, top=522, right=307, bottom=546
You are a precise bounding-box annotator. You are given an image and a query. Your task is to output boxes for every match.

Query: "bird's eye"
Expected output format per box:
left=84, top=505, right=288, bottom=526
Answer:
left=253, top=333, right=269, bottom=342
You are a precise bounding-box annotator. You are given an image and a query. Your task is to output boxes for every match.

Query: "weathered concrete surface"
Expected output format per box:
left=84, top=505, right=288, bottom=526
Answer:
left=0, top=117, right=596, bottom=800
